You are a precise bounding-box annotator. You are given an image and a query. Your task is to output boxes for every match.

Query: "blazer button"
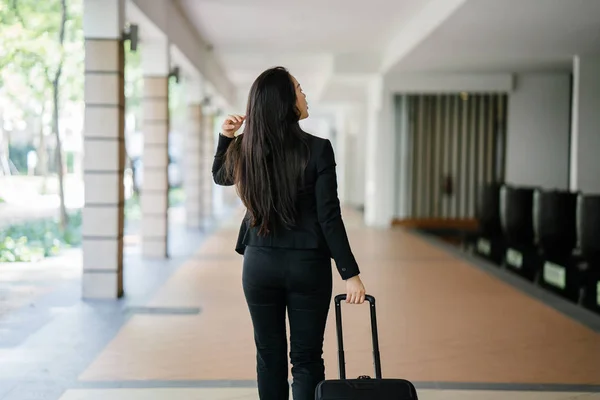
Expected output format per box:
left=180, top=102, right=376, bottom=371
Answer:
left=341, top=268, right=346, bottom=271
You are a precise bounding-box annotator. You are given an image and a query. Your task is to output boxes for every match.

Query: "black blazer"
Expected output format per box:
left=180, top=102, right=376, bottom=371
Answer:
left=212, top=133, right=360, bottom=280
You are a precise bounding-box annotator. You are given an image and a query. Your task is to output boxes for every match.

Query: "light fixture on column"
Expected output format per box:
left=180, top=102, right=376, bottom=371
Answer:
left=123, top=23, right=139, bottom=52
left=169, top=66, right=180, bottom=84
left=201, top=96, right=213, bottom=114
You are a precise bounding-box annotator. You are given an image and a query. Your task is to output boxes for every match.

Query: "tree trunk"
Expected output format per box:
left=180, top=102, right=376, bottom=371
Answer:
left=0, top=111, right=7, bottom=176
left=53, top=0, right=68, bottom=231
left=53, top=72, right=68, bottom=230
left=37, top=107, right=49, bottom=193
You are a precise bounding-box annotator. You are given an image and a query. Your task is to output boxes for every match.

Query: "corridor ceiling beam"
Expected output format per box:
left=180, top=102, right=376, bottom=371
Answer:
left=380, top=0, right=467, bottom=73
left=128, top=0, right=237, bottom=107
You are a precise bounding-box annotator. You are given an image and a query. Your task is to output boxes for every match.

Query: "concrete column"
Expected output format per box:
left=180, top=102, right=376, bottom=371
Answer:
left=334, top=110, right=349, bottom=204
left=184, top=80, right=204, bottom=228
left=355, top=108, right=367, bottom=210
left=82, top=0, right=125, bottom=299
left=364, top=76, right=396, bottom=227
left=201, top=110, right=215, bottom=225
left=141, top=39, right=170, bottom=257
left=570, top=55, right=600, bottom=193
left=347, top=107, right=366, bottom=210
left=337, top=109, right=363, bottom=209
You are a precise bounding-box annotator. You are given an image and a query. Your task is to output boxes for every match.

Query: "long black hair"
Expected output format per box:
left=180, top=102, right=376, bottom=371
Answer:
left=225, top=67, right=310, bottom=236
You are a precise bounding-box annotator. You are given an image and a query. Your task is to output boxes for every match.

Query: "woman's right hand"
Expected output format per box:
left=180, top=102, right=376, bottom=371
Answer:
left=345, top=275, right=366, bottom=304
left=221, top=114, right=245, bottom=138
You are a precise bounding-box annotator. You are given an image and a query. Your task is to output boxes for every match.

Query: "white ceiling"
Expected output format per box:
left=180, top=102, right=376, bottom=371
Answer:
left=177, top=0, right=600, bottom=111
left=180, top=0, right=422, bottom=52
left=393, top=0, right=600, bottom=73
left=178, top=0, right=424, bottom=106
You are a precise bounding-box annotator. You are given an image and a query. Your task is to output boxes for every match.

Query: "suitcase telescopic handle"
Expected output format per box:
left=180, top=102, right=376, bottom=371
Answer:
left=334, top=294, right=382, bottom=380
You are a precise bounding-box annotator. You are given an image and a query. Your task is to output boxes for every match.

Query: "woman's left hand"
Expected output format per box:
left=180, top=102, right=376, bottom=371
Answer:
left=222, top=114, right=245, bottom=138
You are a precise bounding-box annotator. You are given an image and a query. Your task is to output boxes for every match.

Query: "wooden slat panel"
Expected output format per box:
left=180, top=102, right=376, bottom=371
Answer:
left=433, top=95, right=441, bottom=218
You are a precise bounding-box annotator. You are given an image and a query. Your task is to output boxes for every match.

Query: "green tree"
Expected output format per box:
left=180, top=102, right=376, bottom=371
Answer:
left=0, top=0, right=83, bottom=230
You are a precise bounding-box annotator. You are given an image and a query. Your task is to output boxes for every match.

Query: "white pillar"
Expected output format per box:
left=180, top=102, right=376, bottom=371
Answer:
left=82, top=0, right=125, bottom=299
left=201, top=110, right=215, bottom=225
left=334, top=110, right=349, bottom=204
left=350, top=107, right=367, bottom=210
left=342, top=107, right=364, bottom=209
left=570, top=55, right=600, bottom=193
left=364, top=76, right=396, bottom=227
left=184, top=79, right=204, bottom=228
left=394, top=96, right=412, bottom=219
left=141, top=38, right=170, bottom=258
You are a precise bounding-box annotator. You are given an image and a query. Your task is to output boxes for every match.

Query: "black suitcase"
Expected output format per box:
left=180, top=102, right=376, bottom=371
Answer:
left=315, top=294, right=418, bottom=399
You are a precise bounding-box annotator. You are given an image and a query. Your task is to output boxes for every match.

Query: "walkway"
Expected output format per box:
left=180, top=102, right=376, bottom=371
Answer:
left=1, top=208, right=600, bottom=399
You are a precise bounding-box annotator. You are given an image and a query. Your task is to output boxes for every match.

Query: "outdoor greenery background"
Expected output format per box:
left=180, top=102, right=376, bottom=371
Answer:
left=0, top=0, right=185, bottom=262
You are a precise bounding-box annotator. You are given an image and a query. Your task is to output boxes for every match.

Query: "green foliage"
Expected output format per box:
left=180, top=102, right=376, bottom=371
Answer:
left=0, top=0, right=83, bottom=116
left=66, top=150, right=75, bottom=173
left=7, top=143, right=35, bottom=174
left=169, top=187, right=185, bottom=207
left=124, top=188, right=185, bottom=222
left=1, top=0, right=83, bottom=231
left=1, top=187, right=186, bottom=262
left=62, top=208, right=81, bottom=245
left=0, top=209, right=82, bottom=262
left=0, top=0, right=83, bottom=191
left=125, top=46, right=142, bottom=112
left=125, top=192, right=141, bottom=220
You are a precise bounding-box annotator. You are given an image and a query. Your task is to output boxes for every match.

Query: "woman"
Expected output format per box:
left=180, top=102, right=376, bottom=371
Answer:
left=212, top=66, right=366, bottom=400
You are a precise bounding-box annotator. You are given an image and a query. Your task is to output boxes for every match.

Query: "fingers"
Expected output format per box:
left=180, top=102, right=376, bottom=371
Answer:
left=222, top=115, right=246, bottom=135
left=346, top=292, right=357, bottom=304
left=224, top=115, right=244, bottom=125
left=345, top=276, right=366, bottom=305
left=226, top=114, right=245, bottom=124
left=353, top=291, right=365, bottom=304
left=345, top=291, right=366, bottom=304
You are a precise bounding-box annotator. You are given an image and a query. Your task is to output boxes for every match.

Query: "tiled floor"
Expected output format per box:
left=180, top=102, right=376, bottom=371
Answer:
left=79, top=209, right=600, bottom=385
left=56, top=388, right=600, bottom=400
left=2, top=207, right=600, bottom=399
left=0, top=250, right=80, bottom=317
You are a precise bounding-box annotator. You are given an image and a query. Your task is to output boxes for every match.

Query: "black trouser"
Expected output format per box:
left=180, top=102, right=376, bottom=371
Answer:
left=242, top=246, right=333, bottom=400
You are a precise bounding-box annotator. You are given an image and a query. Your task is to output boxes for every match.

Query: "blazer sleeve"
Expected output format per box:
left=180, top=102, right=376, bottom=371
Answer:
left=212, top=134, right=235, bottom=186
left=315, top=139, right=360, bottom=280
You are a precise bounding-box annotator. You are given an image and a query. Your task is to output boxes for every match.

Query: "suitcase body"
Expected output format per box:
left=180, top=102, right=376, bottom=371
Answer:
left=315, top=294, right=418, bottom=400
left=316, top=377, right=417, bottom=399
